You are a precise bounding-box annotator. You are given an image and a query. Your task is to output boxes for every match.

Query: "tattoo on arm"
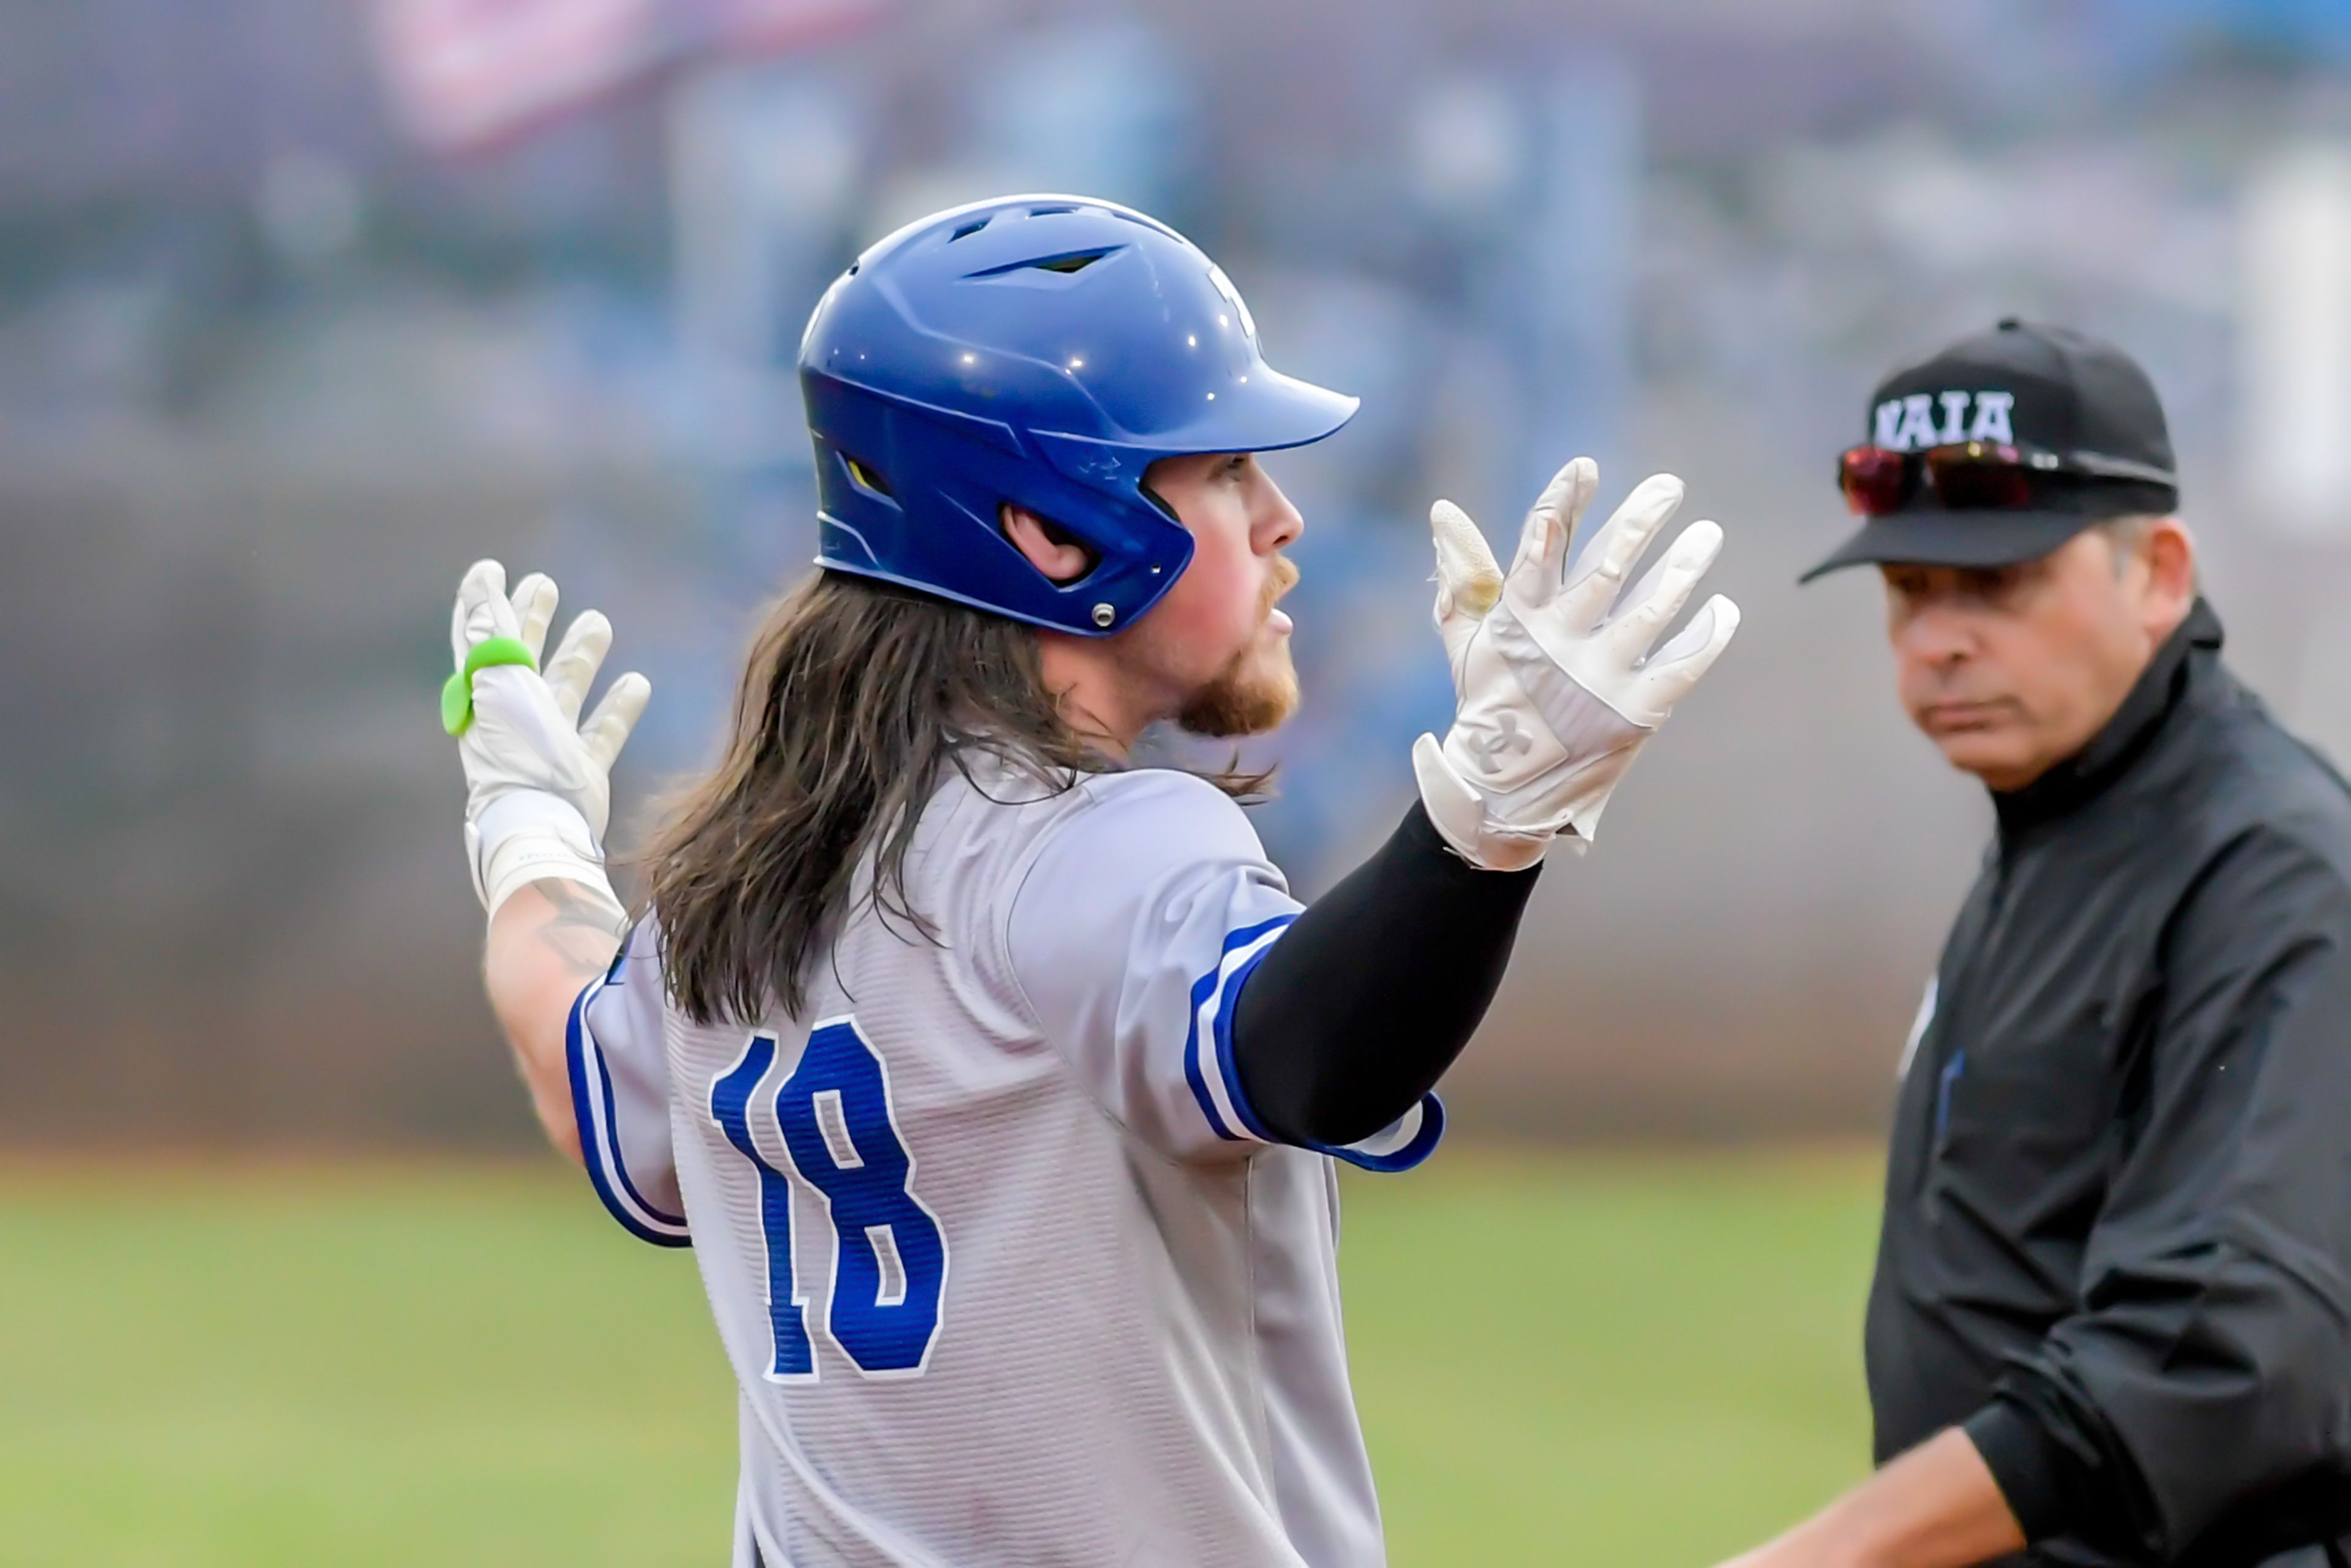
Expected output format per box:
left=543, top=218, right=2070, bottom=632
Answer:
left=480, top=880, right=621, bottom=1165
left=530, top=879, right=626, bottom=978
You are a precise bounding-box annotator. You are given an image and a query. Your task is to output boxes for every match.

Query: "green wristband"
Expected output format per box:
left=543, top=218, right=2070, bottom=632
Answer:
left=441, top=636, right=537, bottom=736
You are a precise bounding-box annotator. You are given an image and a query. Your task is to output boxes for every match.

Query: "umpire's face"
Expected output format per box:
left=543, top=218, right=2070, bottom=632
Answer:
left=1880, top=518, right=2197, bottom=792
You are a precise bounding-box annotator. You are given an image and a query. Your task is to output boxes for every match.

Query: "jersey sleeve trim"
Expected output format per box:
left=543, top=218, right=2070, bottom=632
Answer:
left=1187, top=913, right=1295, bottom=1143
left=1187, top=913, right=1446, bottom=1172
left=1325, top=1095, right=1445, bottom=1172
left=564, top=940, right=692, bottom=1250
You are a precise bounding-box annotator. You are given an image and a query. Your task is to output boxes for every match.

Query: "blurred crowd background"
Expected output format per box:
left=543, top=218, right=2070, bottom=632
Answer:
left=10, top=0, right=2351, bottom=1150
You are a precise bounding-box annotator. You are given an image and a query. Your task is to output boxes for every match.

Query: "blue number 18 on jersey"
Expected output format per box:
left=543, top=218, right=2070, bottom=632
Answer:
left=709, top=1016, right=948, bottom=1380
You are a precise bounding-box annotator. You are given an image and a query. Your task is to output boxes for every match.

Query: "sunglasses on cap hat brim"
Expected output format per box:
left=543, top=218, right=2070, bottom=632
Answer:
left=1837, top=440, right=2177, bottom=516
left=1801, top=441, right=2179, bottom=583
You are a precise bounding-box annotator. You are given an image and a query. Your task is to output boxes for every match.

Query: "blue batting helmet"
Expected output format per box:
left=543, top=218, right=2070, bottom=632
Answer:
left=798, top=194, right=1358, bottom=635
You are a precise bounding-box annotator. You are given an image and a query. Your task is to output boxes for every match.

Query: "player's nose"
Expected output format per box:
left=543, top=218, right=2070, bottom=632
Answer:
left=1254, top=471, right=1304, bottom=553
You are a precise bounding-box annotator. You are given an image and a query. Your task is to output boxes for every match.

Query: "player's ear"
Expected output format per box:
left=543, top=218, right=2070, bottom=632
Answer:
left=1000, top=504, right=1095, bottom=585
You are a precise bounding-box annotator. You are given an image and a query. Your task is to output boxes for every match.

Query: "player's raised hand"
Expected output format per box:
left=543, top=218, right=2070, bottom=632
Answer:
left=1414, top=458, right=1739, bottom=870
left=444, top=559, right=650, bottom=922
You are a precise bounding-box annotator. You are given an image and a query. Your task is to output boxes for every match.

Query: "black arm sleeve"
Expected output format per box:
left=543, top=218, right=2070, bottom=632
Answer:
left=1967, top=828, right=2351, bottom=1559
left=1229, top=802, right=1540, bottom=1149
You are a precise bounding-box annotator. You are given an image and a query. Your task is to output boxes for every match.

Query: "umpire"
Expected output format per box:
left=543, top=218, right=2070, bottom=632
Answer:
left=1719, top=320, right=2351, bottom=1568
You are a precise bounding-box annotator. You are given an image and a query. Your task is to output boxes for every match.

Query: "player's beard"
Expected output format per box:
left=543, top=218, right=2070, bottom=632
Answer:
left=1177, top=557, right=1300, bottom=739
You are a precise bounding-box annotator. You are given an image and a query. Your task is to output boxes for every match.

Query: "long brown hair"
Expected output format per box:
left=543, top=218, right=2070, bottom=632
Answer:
left=640, top=571, right=1111, bottom=1026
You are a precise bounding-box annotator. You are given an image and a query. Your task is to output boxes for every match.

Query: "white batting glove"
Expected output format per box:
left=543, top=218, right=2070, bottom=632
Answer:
left=446, top=559, right=650, bottom=926
left=1412, top=459, right=1739, bottom=871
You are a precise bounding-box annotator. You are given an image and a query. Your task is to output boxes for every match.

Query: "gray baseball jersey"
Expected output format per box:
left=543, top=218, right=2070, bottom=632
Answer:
left=564, top=760, right=1442, bottom=1567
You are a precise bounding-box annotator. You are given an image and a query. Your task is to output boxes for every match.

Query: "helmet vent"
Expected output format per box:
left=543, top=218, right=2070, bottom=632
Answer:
left=948, top=217, right=991, bottom=242
left=965, top=246, right=1120, bottom=280
left=842, top=454, right=893, bottom=498
left=1030, top=249, right=1109, bottom=274
left=1027, top=203, right=1079, bottom=217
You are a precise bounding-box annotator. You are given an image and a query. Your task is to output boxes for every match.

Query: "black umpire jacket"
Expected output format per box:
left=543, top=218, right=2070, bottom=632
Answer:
left=1867, top=600, right=2351, bottom=1568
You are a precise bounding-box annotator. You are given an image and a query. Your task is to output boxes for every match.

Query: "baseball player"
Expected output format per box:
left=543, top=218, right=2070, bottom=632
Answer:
left=444, top=195, right=1739, bottom=1567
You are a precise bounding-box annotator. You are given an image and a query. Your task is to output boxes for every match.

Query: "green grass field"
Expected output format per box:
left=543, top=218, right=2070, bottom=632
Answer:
left=0, top=1148, right=1880, bottom=1566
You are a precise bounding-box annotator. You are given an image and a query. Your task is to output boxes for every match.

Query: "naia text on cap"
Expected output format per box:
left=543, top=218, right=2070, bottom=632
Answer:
left=1874, top=391, right=2015, bottom=452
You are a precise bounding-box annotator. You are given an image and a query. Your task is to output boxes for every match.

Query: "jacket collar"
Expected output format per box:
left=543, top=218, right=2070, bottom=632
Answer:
left=1991, top=597, right=2224, bottom=838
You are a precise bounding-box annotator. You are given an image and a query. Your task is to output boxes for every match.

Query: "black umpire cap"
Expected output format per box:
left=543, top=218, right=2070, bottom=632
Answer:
left=1802, top=319, right=2181, bottom=582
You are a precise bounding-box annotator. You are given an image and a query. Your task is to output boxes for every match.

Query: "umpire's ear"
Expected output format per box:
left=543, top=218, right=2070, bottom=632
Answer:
left=2134, top=516, right=2197, bottom=628
left=999, top=504, right=1096, bottom=585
